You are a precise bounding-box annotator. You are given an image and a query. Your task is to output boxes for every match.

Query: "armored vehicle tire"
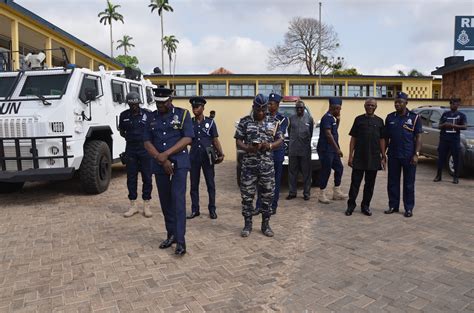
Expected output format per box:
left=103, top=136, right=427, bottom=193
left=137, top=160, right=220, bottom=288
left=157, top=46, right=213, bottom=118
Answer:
left=0, top=182, right=24, bottom=193
left=80, top=140, right=112, bottom=194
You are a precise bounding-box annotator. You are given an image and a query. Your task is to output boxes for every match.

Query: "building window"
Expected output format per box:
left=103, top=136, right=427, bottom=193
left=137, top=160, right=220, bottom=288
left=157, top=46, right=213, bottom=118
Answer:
left=371, top=85, right=401, bottom=98
left=259, top=84, right=283, bottom=95
left=229, top=84, right=255, bottom=96
left=319, top=84, right=343, bottom=97
left=174, top=84, right=196, bottom=97
left=346, top=85, right=370, bottom=97
left=201, top=83, right=226, bottom=96
left=290, top=84, right=314, bottom=96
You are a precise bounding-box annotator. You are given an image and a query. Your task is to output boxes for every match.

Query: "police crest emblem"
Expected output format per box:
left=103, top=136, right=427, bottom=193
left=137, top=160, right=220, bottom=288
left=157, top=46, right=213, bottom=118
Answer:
left=170, top=114, right=180, bottom=129
left=457, top=30, right=470, bottom=46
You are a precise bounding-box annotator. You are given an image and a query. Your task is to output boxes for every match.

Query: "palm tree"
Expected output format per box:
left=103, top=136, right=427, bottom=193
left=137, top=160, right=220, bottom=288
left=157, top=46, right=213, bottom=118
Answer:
left=116, top=35, right=135, bottom=56
left=98, top=0, right=124, bottom=58
left=163, top=35, right=179, bottom=75
left=148, top=0, right=174, bottom=74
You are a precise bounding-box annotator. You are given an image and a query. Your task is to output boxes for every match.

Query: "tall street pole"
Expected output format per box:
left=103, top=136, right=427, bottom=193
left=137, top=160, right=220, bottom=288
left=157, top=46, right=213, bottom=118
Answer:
left=318, top=2, right=322, bottom=96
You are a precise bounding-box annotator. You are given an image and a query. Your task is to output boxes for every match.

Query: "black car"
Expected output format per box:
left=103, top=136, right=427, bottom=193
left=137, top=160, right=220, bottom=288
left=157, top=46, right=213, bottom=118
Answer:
left=413, top=106, right=474, bottom=176
left=235, top=97, right=321, bottom=186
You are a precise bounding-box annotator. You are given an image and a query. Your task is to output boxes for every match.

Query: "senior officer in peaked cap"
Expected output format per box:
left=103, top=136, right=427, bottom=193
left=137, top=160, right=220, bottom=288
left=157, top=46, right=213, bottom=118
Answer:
left=144, top=87, right=194, bottom=255
left=255, top=92, right=288, bottom=215
left=384, top=92, right=422, bottom=218
left=187, top=96, right=225, bottom=220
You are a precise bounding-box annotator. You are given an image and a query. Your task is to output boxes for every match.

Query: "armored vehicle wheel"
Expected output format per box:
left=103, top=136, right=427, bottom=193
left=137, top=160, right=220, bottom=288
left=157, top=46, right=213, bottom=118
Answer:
left=80, top=140, right=111, bottom=194
left=0, top=182, right=24, bottom=193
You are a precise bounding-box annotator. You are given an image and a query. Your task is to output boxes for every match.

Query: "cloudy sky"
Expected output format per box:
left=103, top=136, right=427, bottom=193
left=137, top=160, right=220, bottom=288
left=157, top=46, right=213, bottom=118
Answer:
left=15, top=0, right=474, bottom=75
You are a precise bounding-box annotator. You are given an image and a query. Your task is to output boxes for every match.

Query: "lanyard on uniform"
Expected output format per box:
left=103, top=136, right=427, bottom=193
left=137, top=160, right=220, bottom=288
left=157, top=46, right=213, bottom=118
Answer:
left=402, top=114, right=419, bottom=132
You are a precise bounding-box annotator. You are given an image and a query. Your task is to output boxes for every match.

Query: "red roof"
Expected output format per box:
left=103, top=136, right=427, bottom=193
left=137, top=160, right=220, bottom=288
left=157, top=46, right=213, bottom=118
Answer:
left=210, top=67, right=234, bottom=75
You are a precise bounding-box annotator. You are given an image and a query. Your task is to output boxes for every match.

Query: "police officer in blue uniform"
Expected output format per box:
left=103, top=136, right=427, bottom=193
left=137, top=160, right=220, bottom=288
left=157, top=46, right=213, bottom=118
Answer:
left=118, top=91, right=153, bottom=218
left=256, top=93, right=288, bottom=215
left=187, top=96, right=225, bottom=220
left=433, top=98, right=467, bottom=184
left=144, top=87, right=194, bottom=256
left=317, top=97, right=348, bottom=204
left=384, top=92, right=422, bottom=218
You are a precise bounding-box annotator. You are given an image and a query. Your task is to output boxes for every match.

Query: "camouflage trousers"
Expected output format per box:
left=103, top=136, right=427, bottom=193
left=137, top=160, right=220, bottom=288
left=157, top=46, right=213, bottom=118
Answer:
left=240, top=160, right=275, bottom=217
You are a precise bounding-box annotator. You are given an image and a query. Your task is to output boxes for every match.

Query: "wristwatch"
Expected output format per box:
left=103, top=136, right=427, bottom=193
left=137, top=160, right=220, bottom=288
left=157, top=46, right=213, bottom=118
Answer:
left=415, top=152, right=420, bottom=157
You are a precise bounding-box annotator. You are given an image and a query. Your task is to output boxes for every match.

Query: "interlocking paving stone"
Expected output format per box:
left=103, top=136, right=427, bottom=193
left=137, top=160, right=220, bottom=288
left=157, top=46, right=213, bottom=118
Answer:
left=0, top=159, right=473, bottom=312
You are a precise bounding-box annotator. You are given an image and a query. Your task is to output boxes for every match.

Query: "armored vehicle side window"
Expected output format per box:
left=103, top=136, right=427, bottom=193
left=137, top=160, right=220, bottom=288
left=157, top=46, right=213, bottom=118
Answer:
left=19, top=74, right=69, bottom=98
left=79, top=75, right=103, bottom=103
left=129, top=83, right=143, bottom=103
left=111, top=80, right=126, bottom=103
left=0, top=75, right=17, bottom=99
left=146, top=87, right=154, bottom=104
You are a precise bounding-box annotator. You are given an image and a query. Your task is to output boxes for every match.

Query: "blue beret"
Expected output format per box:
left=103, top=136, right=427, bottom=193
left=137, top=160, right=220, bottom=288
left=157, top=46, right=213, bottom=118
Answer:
left=154, top=87, right=173, bottom=101
left=329, top=97, right=342, bottom=106
left=253, top=94, right=268, bottom=108
left=268, top=93, right=282, bottom=103
left=189, top=96, right=206, bottom=107
left=396, top=92, right=408, bottom=100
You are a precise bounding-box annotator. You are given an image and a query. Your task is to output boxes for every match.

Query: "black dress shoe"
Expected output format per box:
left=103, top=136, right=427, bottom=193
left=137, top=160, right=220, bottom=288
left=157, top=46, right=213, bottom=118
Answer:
left=159, top=236, right=176, bottom=249
left=175, top=243, right=186, bottom=256
left=384, top=208, right=399, bottom=214
left=404, top=211, right=413, bottom=218
left=209, top=211, right=217, bottom=219
left=286, top=194, right=296, bottom=200
left=345, top=209, right=353, bottom=216
left=452, top=177, right=459, bottom=184
left=361, top=207, right=372, bottom=216
left=186, top=211, right=200, bottom=219
left=303, top=195, right=310, bottom=201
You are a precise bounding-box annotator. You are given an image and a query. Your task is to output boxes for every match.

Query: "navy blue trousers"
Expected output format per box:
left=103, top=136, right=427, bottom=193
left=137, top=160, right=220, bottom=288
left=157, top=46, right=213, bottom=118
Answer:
left=437, top=139, right=460, bottom=175
left=387, top=157, right=416, bottom=212
left=155, top=168, right=188, bottom=244
left=125, top=146, right=152, bottom=201
left=190, top=152, right=216, bottom=213
left=256, top=150, right=284, bottom=211
left=319, top=152, right=344, bottom=190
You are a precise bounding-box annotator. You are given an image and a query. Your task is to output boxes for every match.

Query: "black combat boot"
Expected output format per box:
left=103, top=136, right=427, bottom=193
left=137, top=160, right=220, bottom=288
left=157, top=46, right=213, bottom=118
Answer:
left=261, top=215, right=274, bottom=237
left=452, top=175, right=459, bottom=184
left=433, top=170, right=442, bottom=182
left=241, top=216, right=252, bottom=237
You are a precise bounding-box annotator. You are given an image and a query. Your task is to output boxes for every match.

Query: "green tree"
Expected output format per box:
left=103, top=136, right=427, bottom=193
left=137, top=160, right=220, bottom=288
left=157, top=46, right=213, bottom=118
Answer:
left=116, top=35, right=135, bottom=56
left=98, top=0, right=124, bottom=58
left=398, top=69, right=424, bottom=77
left=333, top=67, right=359, bottom=76
left=163, top=35, right=179, bottom=75
left=115, top=55, right=139, bottom=69
left=149, top=0, right=174, bottom=74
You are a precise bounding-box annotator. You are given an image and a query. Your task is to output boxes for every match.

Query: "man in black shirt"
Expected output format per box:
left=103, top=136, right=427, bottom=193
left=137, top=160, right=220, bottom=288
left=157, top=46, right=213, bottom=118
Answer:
left=345, top=98, right=386, bottom=216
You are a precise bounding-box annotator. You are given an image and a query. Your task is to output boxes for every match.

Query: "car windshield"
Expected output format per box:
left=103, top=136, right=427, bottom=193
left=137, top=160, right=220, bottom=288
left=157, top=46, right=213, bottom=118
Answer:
left=459, top=109, right=474, bottom=127
left=279, top=105, right=309, bottom=118
left=0, top=75, right=18, bottom=99
left=19, top=73, right=70, bottom=98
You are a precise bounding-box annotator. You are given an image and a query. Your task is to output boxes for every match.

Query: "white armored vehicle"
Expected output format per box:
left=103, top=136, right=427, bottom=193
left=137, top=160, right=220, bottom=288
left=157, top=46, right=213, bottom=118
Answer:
left=0, top=58, right=156, bottom=194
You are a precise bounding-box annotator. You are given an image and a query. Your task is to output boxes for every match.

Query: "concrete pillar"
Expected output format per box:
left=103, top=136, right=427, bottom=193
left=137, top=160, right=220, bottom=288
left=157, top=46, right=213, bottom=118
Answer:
left=255, top=79, right=259, bottom=94
left=196, top=80, right=200, bottom=96
left=344, top=80, right=348, bottom=97
left=89, top=58, right=94, bottom=70
left=11, top=19, right=19, bottom=70
left=315, top=79, right=319, bottom=96
left=70, top=49, right=76, bottom=64
left=225, top=79, right=229, bottom=96
left=285, top=79, right=290, bottom=96
left=45, top=37, right=52, bottom=68
left=373, top=81, right=377, bottom=97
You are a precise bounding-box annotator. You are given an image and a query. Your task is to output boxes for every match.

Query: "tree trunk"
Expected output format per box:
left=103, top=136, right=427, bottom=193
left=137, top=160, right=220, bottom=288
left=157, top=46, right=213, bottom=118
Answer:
left=169, top=54, right=172, bottom=76
left=173, top=52, right=177, bottom=76
left=109, top=23, right=113, bottom=58
left=161, top=15, right=164, bottom=74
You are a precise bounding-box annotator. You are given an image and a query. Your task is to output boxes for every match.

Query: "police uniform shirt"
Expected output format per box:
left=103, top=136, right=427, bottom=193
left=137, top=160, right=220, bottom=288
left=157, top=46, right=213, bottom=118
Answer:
left=349, top=114, right=385, bottom=170
left=118, top=108, right=150, bottom=143
left=317, top=111, right=339, bottom=154
left=439, top=110, right=467, bottom=140
left=273, top=112, right=288, bottom=153
left=385, top=110, right=422, bottom=159
left=144, top=105, right=194, bottom=172
left=190, top=116, right=218, bottom=156
left=234, top=115, right=283, bottom=162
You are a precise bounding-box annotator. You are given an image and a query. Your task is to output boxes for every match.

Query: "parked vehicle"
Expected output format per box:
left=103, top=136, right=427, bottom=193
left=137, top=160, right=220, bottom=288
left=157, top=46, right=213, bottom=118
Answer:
left=236, top=96, right=321, bottom=186
left=413, top=105, right=474, bottom=177
left=0, top=56, right=156, bottom=193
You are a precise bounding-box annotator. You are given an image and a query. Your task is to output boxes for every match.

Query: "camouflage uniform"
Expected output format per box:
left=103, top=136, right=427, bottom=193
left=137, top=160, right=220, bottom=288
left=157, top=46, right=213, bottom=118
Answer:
left=234, top=115, right=282, bottom=217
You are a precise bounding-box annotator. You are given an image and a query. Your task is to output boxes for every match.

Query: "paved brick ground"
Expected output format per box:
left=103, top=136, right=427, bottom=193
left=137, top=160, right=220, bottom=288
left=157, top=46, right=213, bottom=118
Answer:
left=0, top=158, right=473, bottom=312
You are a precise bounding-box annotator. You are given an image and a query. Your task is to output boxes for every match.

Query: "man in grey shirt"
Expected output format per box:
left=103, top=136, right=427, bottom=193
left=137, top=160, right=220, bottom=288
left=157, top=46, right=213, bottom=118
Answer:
left=286, top=100, right=314, bottom=200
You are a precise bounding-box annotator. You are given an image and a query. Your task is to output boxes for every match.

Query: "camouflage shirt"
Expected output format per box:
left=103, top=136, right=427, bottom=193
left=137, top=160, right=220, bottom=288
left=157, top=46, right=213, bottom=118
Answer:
left=234, top=115, right=282, bottom=164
